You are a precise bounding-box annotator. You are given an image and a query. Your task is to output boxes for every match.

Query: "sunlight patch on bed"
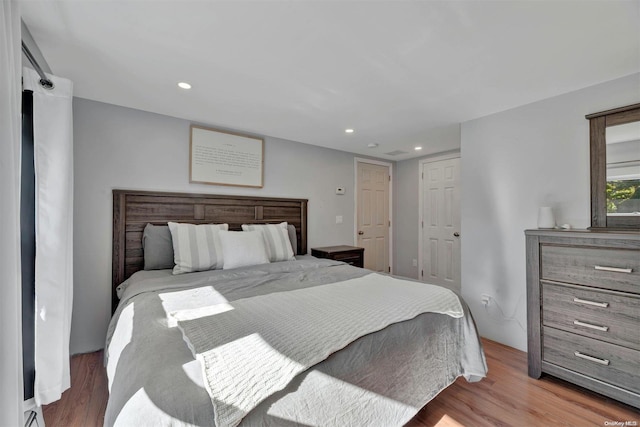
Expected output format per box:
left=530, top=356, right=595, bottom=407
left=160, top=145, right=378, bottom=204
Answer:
left=181, top=359, right=206, bottom=389
left=159, top=286, right=231, bottom=327
left=265, top=370, right=416, bottom=426
left=107, top=303, right=134, bottom=391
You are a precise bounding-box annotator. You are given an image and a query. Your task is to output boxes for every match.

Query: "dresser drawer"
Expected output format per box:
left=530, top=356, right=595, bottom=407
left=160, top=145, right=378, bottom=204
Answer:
left=542, top=283, right=640, bottom=350
left=543, top=327, right=640, bottom=394
left=541, top=245, right=640, bottom=294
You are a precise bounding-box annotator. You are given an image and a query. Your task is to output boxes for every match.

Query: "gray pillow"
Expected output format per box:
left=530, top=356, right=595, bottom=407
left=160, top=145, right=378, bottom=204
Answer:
left=142, top=224, right=175, bottom=270
left=287, top=224, right=298, bottom=255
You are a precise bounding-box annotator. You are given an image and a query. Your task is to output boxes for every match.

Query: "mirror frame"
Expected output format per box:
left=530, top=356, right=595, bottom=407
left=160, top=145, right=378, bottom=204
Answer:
left=587, top=103, right=640, bottom=230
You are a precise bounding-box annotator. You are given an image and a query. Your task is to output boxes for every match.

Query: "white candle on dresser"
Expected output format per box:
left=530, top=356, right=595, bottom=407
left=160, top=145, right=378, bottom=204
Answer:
left=537, top=207, right=555, bottom=229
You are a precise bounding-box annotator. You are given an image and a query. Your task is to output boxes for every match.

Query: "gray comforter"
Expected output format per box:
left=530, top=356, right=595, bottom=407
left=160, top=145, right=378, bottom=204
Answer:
left=104, top=257, right=487, bottom=427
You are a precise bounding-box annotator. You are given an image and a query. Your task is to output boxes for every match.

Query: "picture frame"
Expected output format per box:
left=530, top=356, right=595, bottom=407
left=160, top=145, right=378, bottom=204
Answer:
left=189, top=125, right=264, bottom=188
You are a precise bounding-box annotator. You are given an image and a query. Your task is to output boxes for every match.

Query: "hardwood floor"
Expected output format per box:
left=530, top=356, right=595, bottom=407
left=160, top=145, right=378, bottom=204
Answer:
left=406, top=340, right=638, bottom=427
left=43, top=351, right=108, bottom=427
left=44, top=338, right=638, bottom=426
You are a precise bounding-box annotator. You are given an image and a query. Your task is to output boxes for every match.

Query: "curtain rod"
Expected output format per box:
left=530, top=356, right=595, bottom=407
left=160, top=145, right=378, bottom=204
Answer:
left=21, top=41, right=54, bottom=90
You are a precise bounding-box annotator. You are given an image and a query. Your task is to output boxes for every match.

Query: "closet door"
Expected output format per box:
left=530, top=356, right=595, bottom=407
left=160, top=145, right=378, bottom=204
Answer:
left=420, top=157, right=461, bottom=292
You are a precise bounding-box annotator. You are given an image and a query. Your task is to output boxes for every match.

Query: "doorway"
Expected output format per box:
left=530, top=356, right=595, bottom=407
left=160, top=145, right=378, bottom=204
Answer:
left=354, top=158, right=392, bottom=273
left=419, top=154, right=461, bottom=292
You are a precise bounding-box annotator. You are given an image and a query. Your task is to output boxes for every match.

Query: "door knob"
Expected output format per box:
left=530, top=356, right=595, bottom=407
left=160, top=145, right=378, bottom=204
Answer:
left=358, top=231, right=364, bottom=235
left=453, top=232, right=460, bottom=237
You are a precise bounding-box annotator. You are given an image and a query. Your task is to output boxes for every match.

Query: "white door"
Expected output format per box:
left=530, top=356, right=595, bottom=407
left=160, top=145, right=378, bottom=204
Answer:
left=357, top=162, right=390, bottom=272
left=421, top=157, right=461, bottom=291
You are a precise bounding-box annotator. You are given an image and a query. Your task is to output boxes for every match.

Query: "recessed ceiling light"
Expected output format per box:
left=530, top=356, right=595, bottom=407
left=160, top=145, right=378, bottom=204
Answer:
left=345, top=129, right=354, bottom=134
left=178, top=82, right=192, bottom=89
left=367, top=143, right=378, bottom=148
left=415, top=146, right=423, bottom=150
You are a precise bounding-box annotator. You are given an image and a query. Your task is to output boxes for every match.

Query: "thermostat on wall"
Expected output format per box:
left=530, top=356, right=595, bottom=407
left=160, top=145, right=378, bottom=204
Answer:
left=336, top=187, right=346, bottom=195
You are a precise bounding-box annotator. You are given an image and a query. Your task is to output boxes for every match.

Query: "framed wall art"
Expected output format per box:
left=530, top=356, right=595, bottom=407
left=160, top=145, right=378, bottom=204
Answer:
left=189, top=125, right=264, bottom=188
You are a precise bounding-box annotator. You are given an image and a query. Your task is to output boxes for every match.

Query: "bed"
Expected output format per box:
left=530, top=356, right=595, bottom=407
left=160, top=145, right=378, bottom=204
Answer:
left=105, top=189, right=487, bottom=427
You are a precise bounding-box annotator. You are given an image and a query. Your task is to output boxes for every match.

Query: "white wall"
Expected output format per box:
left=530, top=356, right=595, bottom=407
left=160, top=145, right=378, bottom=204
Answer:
left=72, top=97, right=387, bottom=353
left=460, top=73, right=640, bottom=351
left=394, top=157, right=421, bottom=279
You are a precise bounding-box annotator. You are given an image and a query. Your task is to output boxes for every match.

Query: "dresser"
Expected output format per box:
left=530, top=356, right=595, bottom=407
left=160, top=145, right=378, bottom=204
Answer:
left=525, top=229, right=640, bottom=408
left=311, top=245, right=364, bottom=268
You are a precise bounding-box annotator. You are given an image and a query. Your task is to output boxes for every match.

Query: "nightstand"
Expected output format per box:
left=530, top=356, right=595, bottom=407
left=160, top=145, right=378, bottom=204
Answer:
left=311, top=245, right=364, bottom=268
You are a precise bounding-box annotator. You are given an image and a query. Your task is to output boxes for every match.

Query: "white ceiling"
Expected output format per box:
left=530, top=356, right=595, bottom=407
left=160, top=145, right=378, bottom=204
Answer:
left=21, top=0, right=640, bottom=160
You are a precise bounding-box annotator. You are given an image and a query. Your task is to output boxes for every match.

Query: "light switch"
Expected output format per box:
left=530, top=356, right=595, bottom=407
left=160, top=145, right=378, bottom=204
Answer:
left=336, top=215, right=343, bottom=224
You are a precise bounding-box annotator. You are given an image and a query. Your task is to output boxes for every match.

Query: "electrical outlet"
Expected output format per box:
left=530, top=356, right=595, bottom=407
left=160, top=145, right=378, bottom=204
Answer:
left=481, top=294, right=491, bottom=306
left=412, top=259, right=417, bottom=267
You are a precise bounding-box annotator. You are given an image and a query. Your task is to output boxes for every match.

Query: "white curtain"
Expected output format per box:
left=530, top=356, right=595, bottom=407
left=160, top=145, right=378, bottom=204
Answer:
left=0, top=1, right=24, bottom=425
left=23, top=67, right=74, bottom=405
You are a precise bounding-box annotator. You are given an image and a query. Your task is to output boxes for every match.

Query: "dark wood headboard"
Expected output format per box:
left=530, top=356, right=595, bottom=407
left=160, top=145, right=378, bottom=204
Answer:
left=112, top=189, right=308, bottom=310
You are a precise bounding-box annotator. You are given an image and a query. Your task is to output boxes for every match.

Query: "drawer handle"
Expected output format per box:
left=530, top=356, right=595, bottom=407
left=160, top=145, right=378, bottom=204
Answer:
left=573, top=320, right=609, bottom=332
left=574, top=351, right=610, bottom=366
left=594, top=265, right=633, bottom=274
left=573, top=297, right=609, bottom=308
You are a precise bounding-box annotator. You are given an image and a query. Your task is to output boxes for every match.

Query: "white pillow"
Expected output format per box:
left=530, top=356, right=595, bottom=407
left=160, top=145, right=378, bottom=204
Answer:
left=241, top=222, right=295, bottom=262
left=219, top=230, right=270, bottom=270
left=168, top=222, right=228, bottom=274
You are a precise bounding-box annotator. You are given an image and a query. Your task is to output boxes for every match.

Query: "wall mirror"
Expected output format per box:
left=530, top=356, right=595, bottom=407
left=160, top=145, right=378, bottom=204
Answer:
left=587, top=103, right=640, bottom=229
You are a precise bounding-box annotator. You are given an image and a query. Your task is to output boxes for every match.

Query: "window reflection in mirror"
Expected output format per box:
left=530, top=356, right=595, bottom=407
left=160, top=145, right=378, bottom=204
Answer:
left=606, top=121, right=640, bottom=216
